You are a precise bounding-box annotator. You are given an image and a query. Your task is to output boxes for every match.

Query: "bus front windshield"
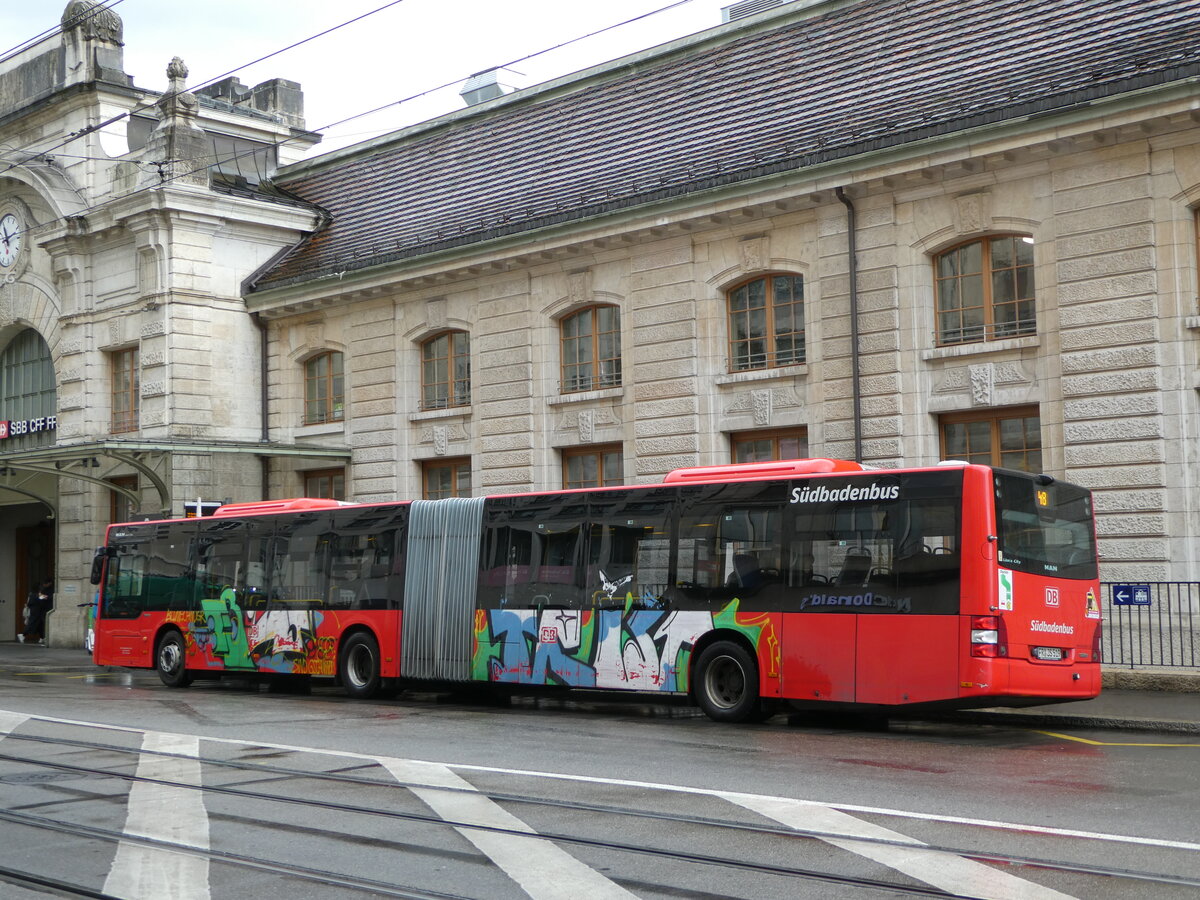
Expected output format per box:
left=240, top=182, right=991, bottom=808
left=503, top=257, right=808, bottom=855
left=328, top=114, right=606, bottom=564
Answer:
left=994, top=471, right=1097, bottom=580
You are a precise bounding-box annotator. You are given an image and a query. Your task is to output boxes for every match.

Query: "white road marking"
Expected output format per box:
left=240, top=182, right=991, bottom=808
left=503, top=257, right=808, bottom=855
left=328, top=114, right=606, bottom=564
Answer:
left=378, top=756, right=636, bottom=900
left=103, top=732, right=211, bottom=900
left=728, top=794, right=1076, bottom=900
left=6, top=709, right=1196, bottom=856
left=0, top=709, right=29, bottom=736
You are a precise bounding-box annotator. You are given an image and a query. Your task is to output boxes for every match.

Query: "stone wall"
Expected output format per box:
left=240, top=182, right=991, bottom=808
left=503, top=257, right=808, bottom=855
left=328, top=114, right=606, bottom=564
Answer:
left=263, top=119, right=1200, bottom=585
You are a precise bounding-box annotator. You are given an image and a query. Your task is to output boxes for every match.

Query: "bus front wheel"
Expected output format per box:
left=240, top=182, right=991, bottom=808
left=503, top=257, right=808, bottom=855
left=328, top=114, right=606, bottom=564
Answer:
left=155, top=631, right=192, bottom=688
left=694, top=641, right=760, bottom=723
left=339, top=633, right=382, bottom=699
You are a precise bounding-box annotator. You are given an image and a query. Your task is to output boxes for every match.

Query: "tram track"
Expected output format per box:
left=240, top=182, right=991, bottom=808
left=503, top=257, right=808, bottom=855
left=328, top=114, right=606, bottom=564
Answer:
left=1, top=729, right=1198, bottom=898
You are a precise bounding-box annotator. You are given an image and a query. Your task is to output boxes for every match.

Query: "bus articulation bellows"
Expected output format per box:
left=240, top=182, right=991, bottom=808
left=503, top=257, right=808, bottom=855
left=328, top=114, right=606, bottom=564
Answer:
left=90, top=458, right=1102, bottom=722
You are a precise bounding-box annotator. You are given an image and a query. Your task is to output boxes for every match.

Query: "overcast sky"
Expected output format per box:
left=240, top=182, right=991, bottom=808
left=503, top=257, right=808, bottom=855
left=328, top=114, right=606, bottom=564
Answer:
left=4, top=0, right=734, bottom=158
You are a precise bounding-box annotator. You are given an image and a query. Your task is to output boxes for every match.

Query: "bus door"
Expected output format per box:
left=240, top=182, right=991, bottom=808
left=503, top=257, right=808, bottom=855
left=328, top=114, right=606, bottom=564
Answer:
left=781, top=495, right=865, bottom=704
left=854, top=476, right=963, bottom=704
left=95, top=527, right=154, bottom=667
left=194, top=517, right=272, bottom=671
left=782, top=472, right=963, bottom=705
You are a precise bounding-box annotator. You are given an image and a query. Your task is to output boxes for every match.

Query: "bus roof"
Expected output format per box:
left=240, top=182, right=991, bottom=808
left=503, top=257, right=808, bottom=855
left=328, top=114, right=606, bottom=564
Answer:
left=212, top=498, right=351, bottom=517
left=662, top=458, right=865, bottom=484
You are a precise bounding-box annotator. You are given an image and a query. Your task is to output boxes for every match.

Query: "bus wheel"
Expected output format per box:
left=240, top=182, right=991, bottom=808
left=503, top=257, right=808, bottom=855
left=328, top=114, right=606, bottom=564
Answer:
left=155, top=631, right=192, bottom=688
left=339, top=633, right=382, bottom=699
left=695, top=641, right=759, bottom=723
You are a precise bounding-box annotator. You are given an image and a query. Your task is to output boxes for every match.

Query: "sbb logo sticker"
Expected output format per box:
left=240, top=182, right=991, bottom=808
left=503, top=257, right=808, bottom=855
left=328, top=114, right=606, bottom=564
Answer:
left=0, top=421, right=8, bottom=439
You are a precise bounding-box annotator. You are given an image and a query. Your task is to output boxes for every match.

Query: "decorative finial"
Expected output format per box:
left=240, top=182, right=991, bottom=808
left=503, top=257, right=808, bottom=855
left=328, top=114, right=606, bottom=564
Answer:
left=166, top=57, right=189, bottom=85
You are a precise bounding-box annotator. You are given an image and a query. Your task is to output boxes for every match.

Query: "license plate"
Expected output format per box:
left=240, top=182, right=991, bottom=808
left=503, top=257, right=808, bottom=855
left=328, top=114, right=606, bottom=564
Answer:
left=1032, top=646, right=1064, bottom=661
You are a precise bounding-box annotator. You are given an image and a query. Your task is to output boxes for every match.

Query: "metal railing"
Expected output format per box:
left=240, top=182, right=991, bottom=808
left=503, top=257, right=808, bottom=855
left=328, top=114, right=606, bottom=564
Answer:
left=1100, top=582, right=1199, bottom=669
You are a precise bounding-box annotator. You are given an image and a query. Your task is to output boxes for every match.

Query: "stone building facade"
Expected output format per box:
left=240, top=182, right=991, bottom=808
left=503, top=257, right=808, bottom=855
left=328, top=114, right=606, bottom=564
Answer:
left=247, top=0, right=1200, bottom=590
left=3, top=0, right=1199, bottom=646
left=0, top=2, right=342, bottom=643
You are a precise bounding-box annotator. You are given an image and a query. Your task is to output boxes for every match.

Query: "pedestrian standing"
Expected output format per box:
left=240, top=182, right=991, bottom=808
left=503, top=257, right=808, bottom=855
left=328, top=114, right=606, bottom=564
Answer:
left=22, top=579, right=53, bottom=645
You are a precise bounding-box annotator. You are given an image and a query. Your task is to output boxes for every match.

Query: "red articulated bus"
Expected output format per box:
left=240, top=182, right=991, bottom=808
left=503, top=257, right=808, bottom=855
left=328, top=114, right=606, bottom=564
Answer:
left=90, top=459, right=1102, bottom=722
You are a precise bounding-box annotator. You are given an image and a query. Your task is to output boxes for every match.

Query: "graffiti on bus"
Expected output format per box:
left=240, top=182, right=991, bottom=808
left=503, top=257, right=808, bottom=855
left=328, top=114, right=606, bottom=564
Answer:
left=172, top=588, right=333, bottom=675
left=472, top=596, right=778, bottom=691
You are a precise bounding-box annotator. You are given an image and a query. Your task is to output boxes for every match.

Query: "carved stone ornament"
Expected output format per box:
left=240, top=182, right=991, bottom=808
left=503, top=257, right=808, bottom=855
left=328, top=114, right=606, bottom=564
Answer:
left=969, top=364, right=995, bottom=406
left=752, top=389, right=773, bottom=426
left=62, top=0, right=124, bottom=43
left=579, top=409, right=595, bottom=443
left=955, top=192, right=992, bottom=234
left=433, top=426, right=448, bottom=456
left=739, top=235, right=768, bottom=273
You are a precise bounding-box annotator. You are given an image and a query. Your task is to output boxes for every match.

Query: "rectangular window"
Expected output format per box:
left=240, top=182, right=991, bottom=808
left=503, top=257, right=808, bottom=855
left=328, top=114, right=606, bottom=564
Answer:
left=109, top=475, right=139, bottom=524
left=563, top=444, right=623, bottom=489
left=731, top=428, right=809, bottom=463
left=423, top=458, right=471, bottom=499
left=304, top=468, right=346, bottom=500
left=941, top=406, right=1041, bottom=472
left=111, top=348, right=139, bottom=434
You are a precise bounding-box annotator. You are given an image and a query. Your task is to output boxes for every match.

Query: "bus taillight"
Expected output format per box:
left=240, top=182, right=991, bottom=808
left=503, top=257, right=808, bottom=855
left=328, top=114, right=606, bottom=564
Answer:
left=970, top=615, right=1007, bottom=658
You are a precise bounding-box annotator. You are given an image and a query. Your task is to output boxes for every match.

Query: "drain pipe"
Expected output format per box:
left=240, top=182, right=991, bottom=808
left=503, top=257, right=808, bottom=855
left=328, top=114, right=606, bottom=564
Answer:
left=252, top=312, right=270, bottom=499
left=835, top=186, right=863, bottom=464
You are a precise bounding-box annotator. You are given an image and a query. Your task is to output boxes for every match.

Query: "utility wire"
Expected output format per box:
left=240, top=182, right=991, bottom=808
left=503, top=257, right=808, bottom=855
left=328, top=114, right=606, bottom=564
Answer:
left=0, top=0, right=410, bottom=178
left=321, top=0, right=699, bottom=135
left=0, top=0, right=125, bottom=66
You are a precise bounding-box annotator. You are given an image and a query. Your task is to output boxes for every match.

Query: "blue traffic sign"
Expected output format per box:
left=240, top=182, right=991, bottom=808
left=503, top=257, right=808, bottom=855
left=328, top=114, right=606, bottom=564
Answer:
left=1111, top=583, right=1152, bottom=606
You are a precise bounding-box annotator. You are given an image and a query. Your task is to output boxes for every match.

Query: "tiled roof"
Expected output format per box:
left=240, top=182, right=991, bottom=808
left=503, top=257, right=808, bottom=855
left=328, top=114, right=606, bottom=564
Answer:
left=251, top=0, right=1200, bottom=291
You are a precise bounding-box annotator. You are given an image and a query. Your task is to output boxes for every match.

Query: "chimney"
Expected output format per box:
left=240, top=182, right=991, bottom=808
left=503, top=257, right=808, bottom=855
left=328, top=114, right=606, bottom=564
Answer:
left=460, top=69, right=516, bottom=107
left=721, top=0, right=787, bottom=22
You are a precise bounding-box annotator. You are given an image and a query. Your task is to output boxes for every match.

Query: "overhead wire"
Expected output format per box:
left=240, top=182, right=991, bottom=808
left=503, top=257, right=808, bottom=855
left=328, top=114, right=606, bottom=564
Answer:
left=0, top=0, right=125, bottom=66
left=319, top=0, right=700, bottom=137
left=0, top=0, right=411, bottom=178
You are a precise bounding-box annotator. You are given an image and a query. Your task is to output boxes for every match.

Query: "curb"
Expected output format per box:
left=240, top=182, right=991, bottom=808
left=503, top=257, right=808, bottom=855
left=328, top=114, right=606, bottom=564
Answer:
left=1103, top=670, right=1200, bottom=693
left=930, top=709, right=1200, bottom=736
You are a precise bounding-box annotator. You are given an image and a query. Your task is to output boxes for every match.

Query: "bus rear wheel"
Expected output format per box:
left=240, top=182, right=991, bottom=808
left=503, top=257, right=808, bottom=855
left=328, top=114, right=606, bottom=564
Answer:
left=155, top=631, right=192, bottom=688
left=339, top=633, right=382, bottom=699
left=694, top=640, right=760, bottom=723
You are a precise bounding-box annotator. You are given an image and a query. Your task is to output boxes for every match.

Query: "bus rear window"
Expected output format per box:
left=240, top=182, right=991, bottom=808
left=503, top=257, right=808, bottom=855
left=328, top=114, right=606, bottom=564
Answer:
left=994, top=471, right=1097, bottom=580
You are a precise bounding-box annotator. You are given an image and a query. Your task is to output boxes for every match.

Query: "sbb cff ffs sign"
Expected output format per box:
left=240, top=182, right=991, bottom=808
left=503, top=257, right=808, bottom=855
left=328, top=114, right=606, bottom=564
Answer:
left=0, top=415, right=57, bottom=440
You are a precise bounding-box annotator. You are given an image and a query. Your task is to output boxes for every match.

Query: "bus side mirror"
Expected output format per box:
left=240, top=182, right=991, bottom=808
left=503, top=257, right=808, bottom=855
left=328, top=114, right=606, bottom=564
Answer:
left=89, top=547, right=110, bottom=585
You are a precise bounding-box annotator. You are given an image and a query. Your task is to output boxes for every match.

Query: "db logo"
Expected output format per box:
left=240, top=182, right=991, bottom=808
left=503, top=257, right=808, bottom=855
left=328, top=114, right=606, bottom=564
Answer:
left=1045, top=587, right=1060, bottom=607
left=539, top=626, right=558, bottom=644
left=0, top=420, right=8, bottom=439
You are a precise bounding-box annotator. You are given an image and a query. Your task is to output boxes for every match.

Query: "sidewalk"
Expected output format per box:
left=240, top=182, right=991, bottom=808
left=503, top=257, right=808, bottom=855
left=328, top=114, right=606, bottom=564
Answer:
left=2, top=641, right=1199, bottom=734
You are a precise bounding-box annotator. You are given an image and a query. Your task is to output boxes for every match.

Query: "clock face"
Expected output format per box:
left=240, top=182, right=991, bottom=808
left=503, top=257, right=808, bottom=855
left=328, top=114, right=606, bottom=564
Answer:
left=0, top=213, right=20, bottom=268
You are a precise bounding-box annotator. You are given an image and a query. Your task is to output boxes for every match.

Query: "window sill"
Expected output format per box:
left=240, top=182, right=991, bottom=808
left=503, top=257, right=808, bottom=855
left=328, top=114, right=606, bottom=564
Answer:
left=921, top=334, right=1040, bottom=361
left=715, top=364, right=807, bottom=387
left=410, top=406, right=472, bottom=422
left=549, top=387, right=624, bottom=407
left=296, top=421, right=346, bottom=437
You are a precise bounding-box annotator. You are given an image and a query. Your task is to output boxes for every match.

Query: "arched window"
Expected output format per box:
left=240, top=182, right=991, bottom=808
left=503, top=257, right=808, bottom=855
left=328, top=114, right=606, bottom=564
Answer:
left=304, top=351, right=344, bottom=425
left=935, top=235, right=1035, bottom=345
left=421, top=331, right=471, bottom=410
left=561, top=306, right=621, bottom=393
left=0, top=329, right=57, bottom=448
left=727, top=275, right=804, bottom=372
